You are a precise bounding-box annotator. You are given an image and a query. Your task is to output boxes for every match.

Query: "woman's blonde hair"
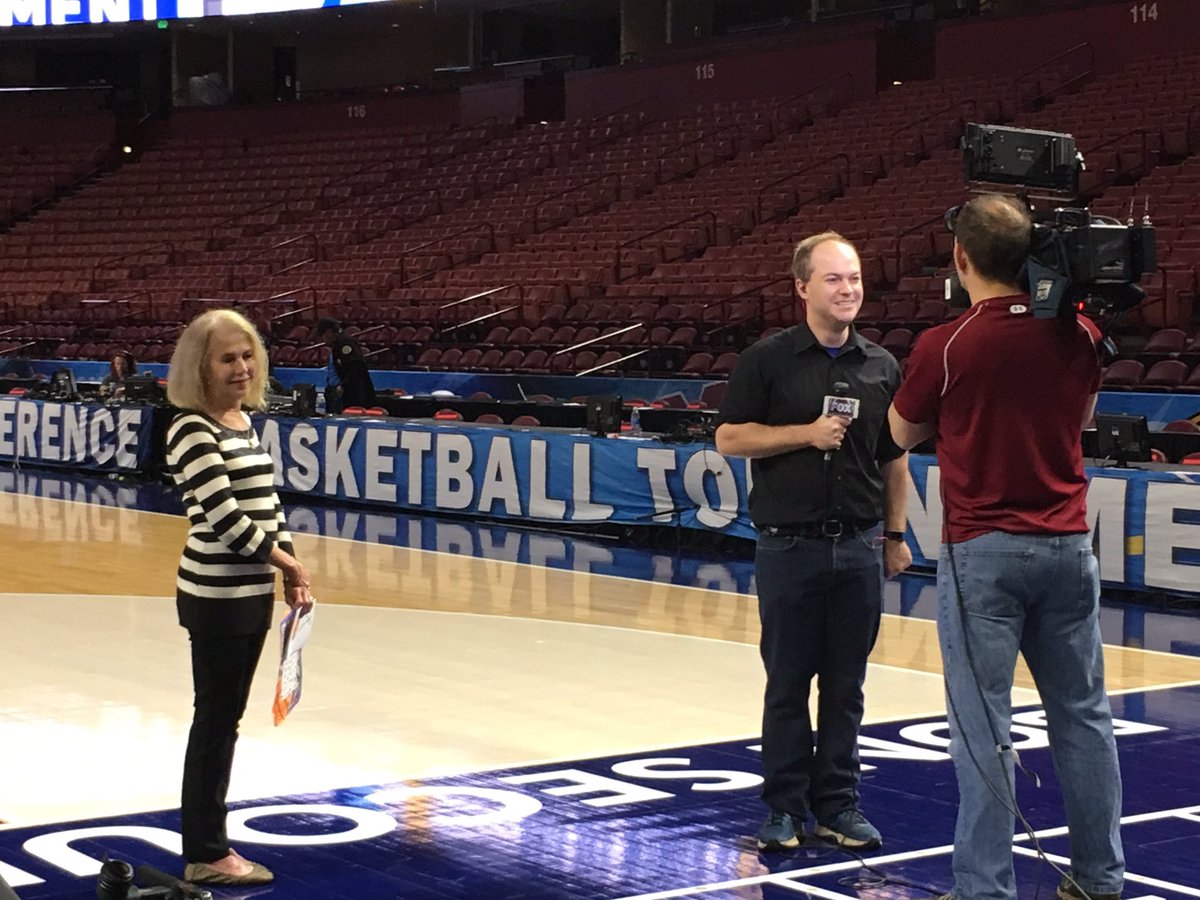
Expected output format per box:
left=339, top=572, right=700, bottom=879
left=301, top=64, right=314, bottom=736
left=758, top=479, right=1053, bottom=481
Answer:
left=167, top=309, right=269, bottom=412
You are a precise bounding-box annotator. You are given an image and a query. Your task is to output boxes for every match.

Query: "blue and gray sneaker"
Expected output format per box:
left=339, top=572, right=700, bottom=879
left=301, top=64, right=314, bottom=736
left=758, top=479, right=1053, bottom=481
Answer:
left=756, top=809, right=801, bottom=850
left=814, top=809, right=882, bottom=850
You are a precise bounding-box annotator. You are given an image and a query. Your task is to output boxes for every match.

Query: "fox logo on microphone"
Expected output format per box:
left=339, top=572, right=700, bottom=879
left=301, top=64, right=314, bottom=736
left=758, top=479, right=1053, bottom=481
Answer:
left=823, top=394, right=860, bottom=420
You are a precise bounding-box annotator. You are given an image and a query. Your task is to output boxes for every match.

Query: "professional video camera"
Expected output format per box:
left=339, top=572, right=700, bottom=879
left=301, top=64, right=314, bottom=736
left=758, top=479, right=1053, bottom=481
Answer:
left=948, top=123, right=1157, bottom=320
left=95, top=859, right=212, bottom=900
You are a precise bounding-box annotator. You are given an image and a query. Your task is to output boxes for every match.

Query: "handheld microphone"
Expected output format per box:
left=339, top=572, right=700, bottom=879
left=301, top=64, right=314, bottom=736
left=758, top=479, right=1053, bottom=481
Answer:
left=133, top=865, right=214, bottom=900
left=822, top=381, right=860, bottom=462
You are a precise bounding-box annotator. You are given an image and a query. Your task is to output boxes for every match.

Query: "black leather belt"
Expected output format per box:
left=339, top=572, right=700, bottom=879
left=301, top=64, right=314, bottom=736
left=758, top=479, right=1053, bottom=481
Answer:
left=761, top=520, right=879, bottom=539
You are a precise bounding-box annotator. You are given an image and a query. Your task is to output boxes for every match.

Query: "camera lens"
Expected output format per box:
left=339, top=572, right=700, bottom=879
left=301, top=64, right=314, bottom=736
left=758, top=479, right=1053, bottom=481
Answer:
left=96, top=859, right=134, bottom=899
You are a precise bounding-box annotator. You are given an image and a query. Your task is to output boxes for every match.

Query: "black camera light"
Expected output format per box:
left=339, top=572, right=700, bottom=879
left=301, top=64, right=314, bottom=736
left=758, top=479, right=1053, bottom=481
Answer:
left=962, top=122, right=1082, bottom=194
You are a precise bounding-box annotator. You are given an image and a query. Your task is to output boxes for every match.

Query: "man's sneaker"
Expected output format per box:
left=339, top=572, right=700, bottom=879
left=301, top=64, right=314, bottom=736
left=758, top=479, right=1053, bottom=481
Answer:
left=814, top=809, right=882, bottom=850
left=1057, top=876, right=1120, bottom=900
left=756, top=809, right=801, bottom=850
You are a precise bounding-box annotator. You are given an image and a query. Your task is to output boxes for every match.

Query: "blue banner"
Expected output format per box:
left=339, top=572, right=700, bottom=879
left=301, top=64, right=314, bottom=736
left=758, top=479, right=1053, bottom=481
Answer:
left=0, top=398, right=154, bottom=472
left=906, top=455, right=1200, bottom=594
left=256, top=416, right=757, bottom=540
left=256, top=415, right=1200, bottom=594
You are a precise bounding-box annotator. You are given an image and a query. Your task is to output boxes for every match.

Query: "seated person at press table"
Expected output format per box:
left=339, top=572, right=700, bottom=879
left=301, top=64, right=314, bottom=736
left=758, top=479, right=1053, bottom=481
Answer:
left=99, top=351, right=137, bottom=399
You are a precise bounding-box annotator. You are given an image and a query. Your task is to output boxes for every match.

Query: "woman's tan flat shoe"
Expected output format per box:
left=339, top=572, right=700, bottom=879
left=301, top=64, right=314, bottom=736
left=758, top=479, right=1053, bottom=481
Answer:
left=183, top=860, right=275, bottom=885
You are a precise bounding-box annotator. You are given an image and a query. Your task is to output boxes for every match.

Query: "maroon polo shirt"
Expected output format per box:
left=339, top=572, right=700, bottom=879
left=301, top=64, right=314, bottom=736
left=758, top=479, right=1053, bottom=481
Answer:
left=892, top=295, right=1102, bottom=543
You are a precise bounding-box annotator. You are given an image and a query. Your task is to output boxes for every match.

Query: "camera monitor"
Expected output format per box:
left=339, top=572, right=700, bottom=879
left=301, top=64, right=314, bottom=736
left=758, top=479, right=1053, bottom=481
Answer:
left=292, top=383, right=317, bottom=417
left=585, top=395, right=623, bottom=436
left=1094, top=413, right=1152, bottom=467
left=49, top=368, right=79, bottom=401
left=123, top=373, right=167, bottom=404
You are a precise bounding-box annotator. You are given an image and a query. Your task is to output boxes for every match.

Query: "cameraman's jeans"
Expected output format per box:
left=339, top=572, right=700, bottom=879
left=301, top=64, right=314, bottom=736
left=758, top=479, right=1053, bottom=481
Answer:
left=182, top=629, right=268, bottom=863
left=755, top=526, right=883, bottom=822
left=937, top=531, right=1124, bottom=900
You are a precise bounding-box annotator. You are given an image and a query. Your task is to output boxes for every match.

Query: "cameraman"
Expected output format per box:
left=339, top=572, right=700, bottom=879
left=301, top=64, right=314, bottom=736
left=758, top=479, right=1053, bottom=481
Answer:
left=888, top=195, right=1123, bottom=900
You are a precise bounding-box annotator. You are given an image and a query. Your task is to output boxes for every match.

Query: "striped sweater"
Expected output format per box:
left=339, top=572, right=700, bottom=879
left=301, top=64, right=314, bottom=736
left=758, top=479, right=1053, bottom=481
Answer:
left=165, top=411, right=294, bottom=634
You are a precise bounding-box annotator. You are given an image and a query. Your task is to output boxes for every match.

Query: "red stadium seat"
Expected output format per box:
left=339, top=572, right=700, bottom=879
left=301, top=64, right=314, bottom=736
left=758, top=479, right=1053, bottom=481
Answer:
left=710, top=351, right=740, bottom=376
left=1101, top=359, right=1145, bottom=389
left=880, top=328, right=914, bottom=360
left=1162, top=419, right=1200, bottom=433
left=1142, top=360, right=1188, bottom=389
left=681, top=352, right=713, bottom=376
left=1142, top=328, right=1187, bottom=355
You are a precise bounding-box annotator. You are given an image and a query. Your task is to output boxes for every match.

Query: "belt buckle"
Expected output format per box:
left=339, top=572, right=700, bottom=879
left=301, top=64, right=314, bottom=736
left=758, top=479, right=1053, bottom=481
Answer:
left=821, top=519, right=843, bottom=538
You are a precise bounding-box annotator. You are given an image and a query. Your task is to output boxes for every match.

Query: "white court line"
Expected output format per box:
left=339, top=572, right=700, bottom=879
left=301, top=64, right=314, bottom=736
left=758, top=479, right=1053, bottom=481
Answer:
left=1012, top=847, right=1200, bottom=897
left=1109, top=679, right=1200, bottom=696
left=1013, top=804, right=1200, bottom=840
left=612, top=845, right=957, bottom=900
left=772, top=882, right=862, bottom=898
left=616, top=803, right=1200, bottom=900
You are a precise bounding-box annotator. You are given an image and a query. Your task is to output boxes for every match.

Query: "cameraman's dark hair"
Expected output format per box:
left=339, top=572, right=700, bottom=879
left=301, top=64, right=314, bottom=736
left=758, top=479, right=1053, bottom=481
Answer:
left=315, top=317, right=341, bottom=338
left=953, top=194, right=1031, bottom=285
left=791, top=231, right=854, bottom=281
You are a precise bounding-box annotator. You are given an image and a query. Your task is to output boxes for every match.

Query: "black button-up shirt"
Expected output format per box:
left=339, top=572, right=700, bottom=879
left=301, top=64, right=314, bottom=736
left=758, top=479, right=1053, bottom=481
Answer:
left=716, top=323, right=904, bottom=528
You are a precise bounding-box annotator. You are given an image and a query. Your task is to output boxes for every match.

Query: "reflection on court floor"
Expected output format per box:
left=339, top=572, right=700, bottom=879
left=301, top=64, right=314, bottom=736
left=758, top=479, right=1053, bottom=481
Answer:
left=2, top=691, right=1198, bottom=899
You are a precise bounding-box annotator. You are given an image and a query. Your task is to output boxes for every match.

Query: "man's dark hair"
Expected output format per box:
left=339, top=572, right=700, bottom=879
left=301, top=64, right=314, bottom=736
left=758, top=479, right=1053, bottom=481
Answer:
left=315, top=317, right=341, bottom=338
left=952, top=194, right=1032, bottom=285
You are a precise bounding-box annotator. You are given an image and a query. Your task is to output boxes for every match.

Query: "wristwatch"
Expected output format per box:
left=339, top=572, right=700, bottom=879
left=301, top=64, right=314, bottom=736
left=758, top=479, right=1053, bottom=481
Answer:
left=883, top=530, right=906, bottom=542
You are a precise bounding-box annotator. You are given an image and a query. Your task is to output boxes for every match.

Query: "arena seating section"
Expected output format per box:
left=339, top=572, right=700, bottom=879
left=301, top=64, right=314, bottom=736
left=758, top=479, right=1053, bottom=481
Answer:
left=2, top=46, right=1200, bottom=397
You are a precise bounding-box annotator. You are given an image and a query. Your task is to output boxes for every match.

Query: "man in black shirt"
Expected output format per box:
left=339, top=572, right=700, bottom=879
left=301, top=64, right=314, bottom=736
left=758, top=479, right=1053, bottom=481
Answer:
left=716, top=231, right=911, bottom=853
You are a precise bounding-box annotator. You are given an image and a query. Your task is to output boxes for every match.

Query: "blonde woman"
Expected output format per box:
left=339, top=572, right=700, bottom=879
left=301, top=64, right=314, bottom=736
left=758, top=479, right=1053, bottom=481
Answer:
left=165, top=309, right=313, bottom=886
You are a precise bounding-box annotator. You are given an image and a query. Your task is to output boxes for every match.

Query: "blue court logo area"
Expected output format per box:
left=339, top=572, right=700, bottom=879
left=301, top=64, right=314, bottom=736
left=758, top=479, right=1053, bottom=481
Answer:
left=2, top=690, right=1198, bottom=898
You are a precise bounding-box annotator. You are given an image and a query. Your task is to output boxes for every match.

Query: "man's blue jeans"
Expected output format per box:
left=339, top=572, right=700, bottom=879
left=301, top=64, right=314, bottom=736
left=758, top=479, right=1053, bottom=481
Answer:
left=937, top=531, right=1124, bottom=899
left=755, top=525, right=883, bottom=822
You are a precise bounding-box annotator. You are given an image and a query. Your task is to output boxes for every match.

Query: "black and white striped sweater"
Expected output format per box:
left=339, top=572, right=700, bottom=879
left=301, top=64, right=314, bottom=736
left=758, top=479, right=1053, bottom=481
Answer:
left=165, top=411, right=294, bottom=634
